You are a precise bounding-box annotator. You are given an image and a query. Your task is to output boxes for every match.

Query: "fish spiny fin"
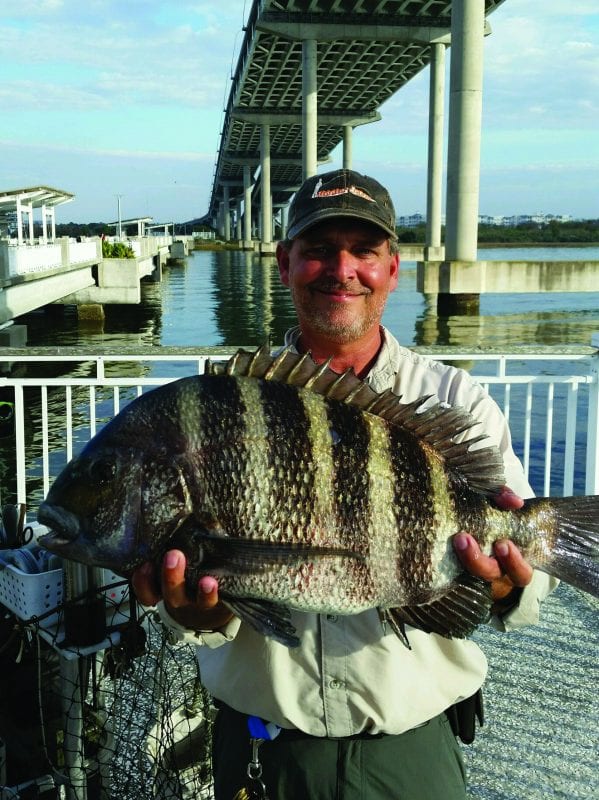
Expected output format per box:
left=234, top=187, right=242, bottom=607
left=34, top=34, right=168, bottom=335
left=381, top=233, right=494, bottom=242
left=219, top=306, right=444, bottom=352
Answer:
left=221, top=596, right=300, bottom=647
left=219, top=346, right=505, bottom=496
left=388, top=573, right=493, bottom=640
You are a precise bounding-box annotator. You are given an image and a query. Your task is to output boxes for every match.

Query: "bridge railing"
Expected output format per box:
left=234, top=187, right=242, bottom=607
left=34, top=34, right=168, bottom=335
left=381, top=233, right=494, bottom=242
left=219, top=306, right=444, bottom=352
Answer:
left=0, top=344, right=597, bottom=515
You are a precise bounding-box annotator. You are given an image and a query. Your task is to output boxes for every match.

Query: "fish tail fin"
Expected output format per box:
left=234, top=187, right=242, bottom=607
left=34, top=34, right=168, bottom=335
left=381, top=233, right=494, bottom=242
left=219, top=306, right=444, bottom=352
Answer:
left=523, top=495, right=599, bottom=598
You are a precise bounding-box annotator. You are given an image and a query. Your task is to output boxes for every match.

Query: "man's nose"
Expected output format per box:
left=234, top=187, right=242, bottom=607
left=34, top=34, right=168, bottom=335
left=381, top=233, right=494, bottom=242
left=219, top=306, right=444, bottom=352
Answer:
left=326, top=249, right=357, bottom=281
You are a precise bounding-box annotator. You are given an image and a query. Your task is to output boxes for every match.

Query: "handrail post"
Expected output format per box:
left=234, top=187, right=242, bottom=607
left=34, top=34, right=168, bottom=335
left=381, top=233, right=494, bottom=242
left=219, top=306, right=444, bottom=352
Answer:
left=585, top=335, right=599, bottom=494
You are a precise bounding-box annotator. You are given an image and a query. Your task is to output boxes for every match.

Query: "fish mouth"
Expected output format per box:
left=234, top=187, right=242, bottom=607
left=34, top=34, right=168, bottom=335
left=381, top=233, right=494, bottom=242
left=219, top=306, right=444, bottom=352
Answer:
left=37, top=503, right=81, bottom=551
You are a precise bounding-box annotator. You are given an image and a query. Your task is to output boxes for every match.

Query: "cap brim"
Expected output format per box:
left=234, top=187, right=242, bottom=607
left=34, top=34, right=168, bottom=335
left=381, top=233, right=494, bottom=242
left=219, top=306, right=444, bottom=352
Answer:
left=287, top=208, right=397, bottom=240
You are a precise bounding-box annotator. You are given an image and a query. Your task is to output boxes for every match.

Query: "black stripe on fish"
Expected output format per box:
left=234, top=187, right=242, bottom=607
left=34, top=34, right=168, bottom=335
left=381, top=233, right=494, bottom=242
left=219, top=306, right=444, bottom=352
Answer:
left=386, top=422, right=437, bottom=592
left=326, top=399, right=372, bottom=551
left=258, top=379, right=317, bottom=535
left=198, top=375, right=250, bottom=532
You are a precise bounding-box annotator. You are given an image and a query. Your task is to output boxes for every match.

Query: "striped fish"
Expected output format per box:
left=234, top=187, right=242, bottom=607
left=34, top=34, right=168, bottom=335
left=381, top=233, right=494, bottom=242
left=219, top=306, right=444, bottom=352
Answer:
left=38, top=346, right=599, bottom=646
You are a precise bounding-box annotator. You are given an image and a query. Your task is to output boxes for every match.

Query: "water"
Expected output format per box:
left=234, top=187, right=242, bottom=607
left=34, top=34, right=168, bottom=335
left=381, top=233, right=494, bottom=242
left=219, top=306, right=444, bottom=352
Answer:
left=19, top=245, right=599, bottom=352
left=3, top=245, right=598, bottom=503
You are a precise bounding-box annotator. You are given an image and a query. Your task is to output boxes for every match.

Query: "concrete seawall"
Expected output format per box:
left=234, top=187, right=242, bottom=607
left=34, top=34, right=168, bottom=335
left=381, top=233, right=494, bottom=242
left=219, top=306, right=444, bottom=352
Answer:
left=418, top=259, right=599, bottom=294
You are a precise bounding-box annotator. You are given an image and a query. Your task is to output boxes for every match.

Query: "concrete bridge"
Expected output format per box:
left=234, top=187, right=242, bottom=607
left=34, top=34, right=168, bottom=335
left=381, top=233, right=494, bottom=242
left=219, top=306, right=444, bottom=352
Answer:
left=207, top=0, right=505, bottom=264
left=206, top=0, right=599, bottom=309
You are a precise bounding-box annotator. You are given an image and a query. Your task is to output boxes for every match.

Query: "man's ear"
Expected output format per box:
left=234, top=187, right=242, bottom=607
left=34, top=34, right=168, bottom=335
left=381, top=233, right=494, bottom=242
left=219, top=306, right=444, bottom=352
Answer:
left=389, top=252, right=400, bottom=291
left=276, top=242, right=291, bottom=286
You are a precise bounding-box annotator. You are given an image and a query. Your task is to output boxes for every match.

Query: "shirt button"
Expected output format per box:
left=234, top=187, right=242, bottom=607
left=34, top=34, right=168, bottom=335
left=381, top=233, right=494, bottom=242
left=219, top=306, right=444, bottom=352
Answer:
left=326, top=614, right=338, bottom=622
left=329, top=679, right=342, bottom=690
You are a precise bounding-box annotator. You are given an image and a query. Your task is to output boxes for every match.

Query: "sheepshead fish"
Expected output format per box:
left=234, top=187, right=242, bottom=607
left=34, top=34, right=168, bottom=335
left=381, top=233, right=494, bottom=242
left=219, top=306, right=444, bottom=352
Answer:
left=38, top=346, right=599, bottom=646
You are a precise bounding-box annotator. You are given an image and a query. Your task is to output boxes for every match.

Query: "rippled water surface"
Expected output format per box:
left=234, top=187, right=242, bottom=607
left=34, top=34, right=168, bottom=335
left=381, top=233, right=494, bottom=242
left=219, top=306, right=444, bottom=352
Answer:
left=20, top=245, right=599, bottom=351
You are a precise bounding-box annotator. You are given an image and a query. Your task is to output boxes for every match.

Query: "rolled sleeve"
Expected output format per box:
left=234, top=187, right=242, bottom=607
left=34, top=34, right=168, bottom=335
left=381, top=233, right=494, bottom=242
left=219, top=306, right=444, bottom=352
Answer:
left=156, top=600, right=241, bottom=648
left=490, top=571, right=559, bottom=631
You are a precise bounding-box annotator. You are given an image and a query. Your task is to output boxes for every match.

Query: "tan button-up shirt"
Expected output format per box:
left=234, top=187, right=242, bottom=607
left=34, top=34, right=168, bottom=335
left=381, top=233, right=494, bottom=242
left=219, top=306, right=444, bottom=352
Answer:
left=159, top=328, right=557, bottom=736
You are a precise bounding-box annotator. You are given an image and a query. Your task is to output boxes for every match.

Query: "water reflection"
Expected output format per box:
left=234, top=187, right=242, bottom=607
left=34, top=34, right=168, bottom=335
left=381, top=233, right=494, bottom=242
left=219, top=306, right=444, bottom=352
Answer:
left=2, top=246, right=597, bottom=505
left=16, top=248, right=599, bottom=353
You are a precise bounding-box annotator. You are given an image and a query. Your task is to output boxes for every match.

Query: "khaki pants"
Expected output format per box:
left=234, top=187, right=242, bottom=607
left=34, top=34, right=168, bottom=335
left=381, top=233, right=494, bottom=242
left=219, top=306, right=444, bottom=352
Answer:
left=213, top=704, right=467, bottom=800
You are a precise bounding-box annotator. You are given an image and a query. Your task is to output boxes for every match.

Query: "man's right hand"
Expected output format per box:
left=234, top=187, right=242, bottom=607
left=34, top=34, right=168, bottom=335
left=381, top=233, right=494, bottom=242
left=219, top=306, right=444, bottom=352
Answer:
left=131, top=549, right=234, bottom=632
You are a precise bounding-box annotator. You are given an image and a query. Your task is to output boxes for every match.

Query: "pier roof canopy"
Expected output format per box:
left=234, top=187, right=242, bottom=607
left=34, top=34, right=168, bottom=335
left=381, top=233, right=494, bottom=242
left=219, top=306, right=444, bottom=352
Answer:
left=107, top=217, right=153, bottom=227
left=0, top=186, right=74, bottom=211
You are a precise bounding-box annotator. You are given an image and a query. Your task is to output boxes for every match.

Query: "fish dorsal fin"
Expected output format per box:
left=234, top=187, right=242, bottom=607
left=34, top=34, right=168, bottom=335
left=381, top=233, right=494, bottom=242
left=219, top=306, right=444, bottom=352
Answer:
left=210, top=346, right=505, bottom=495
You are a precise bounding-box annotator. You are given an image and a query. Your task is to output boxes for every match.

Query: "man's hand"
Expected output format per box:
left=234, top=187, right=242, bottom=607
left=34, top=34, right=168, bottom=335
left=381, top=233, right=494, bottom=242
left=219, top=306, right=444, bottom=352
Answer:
left=131, top=550, right=234, bottom=632
left=453, top=486, right=534, bottom=603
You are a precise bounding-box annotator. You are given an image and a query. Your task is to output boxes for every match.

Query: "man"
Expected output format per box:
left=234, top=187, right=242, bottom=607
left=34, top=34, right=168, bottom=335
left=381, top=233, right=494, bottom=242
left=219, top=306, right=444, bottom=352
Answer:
left=133, top=169, right=556, bottom=799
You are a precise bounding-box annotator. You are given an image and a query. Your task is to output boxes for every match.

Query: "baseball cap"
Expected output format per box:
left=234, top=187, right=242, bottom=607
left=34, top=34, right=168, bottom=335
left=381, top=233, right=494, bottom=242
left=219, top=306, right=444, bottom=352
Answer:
left=286, top=169, right=397, bottom=240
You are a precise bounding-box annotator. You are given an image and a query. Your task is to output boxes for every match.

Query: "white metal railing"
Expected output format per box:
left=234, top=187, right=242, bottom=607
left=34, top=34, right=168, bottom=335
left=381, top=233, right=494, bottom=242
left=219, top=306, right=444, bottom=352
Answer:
left=0, top=346, right=597, bottom=514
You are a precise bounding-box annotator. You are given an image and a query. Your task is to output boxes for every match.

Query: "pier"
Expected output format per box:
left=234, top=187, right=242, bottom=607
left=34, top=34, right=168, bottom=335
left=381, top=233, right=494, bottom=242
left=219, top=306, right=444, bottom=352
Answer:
left=0, top=186, right=180, bottom=344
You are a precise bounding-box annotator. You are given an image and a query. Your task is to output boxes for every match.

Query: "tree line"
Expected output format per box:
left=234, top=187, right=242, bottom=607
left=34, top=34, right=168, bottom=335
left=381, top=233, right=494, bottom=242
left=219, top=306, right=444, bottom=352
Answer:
left=396, top=218, right=599, bottom=244
left=49, top=218, right=599, bottom=245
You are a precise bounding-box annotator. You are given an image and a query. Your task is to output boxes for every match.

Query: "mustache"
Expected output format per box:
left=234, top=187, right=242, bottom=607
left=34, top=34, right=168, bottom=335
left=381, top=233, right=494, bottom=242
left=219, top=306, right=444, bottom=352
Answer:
left=309, top=279, right=369, bottom=295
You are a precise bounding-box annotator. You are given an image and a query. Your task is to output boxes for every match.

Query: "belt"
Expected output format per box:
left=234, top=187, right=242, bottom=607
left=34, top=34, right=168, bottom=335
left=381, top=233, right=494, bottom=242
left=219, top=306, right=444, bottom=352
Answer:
left=276, top=726, right=387, bottom=742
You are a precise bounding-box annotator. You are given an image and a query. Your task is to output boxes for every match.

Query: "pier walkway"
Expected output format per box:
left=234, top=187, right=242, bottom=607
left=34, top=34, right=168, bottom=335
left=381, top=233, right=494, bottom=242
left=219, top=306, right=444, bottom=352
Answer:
left=0, top=187, right=179, bottom=342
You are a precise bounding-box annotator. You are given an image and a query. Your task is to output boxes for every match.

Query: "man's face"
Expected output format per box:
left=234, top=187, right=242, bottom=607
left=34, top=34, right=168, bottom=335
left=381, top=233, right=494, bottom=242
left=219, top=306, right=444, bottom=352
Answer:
left=277, top=219, right=399, bottom=344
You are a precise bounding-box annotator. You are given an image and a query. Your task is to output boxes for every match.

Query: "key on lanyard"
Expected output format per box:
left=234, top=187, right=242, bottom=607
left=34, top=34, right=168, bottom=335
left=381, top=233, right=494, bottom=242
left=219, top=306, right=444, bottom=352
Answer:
left=232, top=737, right=268, bottom=800
left=232, top=716, right=280, bottom=800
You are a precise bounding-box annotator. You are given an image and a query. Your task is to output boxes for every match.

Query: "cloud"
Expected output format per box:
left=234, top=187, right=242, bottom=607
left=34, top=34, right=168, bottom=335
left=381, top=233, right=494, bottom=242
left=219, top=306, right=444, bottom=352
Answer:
left=0, top=138, right=213, bottom=161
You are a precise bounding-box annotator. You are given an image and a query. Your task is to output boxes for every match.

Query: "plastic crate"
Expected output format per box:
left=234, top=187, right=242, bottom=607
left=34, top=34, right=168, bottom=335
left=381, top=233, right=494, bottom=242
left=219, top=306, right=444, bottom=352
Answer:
left=0, top=562, right=64, bottom=623
left=100, top=570, right=129, bottom=605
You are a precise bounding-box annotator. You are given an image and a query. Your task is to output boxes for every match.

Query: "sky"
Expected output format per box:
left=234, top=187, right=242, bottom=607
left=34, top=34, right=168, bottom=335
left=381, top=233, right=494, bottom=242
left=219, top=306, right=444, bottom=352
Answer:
left=0, top=0, right=597, bottom=224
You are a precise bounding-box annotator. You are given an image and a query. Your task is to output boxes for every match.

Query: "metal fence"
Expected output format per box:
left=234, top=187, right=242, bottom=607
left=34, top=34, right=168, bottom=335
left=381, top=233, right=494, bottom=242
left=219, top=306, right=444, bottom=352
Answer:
left=0, top=344, right=597, bottom=512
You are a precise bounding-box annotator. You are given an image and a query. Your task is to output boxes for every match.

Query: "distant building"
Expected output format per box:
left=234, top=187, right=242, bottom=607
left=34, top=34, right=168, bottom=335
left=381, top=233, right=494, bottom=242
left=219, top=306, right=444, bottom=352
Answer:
left=397, top=212, right=574, bottom=227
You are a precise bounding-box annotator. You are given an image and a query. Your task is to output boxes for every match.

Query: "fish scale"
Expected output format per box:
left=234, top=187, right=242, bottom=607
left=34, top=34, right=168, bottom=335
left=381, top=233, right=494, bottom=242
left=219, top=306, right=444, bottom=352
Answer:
left=37, top=345, right=599, bottom=647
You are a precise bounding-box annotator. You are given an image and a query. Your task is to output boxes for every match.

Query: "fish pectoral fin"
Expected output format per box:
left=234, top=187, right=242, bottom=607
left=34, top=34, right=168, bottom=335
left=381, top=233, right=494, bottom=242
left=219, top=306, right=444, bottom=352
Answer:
left=198, top=533, right=363, bottom=574
left=221, top=596, right=300, bottom=648
left=388, top=573, right=493, bottom=640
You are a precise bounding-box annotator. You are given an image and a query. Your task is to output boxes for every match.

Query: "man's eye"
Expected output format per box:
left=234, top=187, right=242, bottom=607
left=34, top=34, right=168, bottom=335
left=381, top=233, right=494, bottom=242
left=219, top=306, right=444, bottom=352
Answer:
left=306, top=246, right=329, bottom=257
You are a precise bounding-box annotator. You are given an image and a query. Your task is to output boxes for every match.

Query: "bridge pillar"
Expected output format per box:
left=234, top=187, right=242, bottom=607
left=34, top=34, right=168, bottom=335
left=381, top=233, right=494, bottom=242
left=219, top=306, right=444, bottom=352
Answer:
left=431, top=0, right=485, bottom=314
left=243, top=165, right=253, bottom=249
left=236, top=199, right=243, bottom=243
left=280, top=205, right=288, bottom=240
left=223, top=185, right=231, bottom=242
left=445, top=0, right=484, bottom=264
left=217, top=202, right=225, bottom=238
left=424, top=42, right=446, bottom=262
left=343, top=125, right=353, bottom=170
left=260, top=123, right=275, bottom=254
left=302, top=39, right=318, bottom=180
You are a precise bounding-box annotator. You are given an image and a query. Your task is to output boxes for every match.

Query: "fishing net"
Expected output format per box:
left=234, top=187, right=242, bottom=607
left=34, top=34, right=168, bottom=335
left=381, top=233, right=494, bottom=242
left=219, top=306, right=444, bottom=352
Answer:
left=0, top=583, right=214, bottom=800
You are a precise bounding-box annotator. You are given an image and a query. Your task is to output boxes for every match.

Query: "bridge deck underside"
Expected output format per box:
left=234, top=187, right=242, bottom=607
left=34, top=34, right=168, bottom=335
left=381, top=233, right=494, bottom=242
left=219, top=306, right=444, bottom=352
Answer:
left=209, top=0, right=506, bottom=220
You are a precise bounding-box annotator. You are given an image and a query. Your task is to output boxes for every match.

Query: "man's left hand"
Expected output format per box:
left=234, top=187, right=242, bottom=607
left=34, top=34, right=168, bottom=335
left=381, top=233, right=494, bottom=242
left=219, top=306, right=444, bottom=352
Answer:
left=453, top=486, right=534, bottom=603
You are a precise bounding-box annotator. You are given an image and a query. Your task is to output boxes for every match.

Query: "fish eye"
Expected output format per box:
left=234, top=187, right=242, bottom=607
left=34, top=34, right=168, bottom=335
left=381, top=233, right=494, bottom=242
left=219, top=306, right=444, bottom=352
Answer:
left=88, top=456, right=118, bottom=486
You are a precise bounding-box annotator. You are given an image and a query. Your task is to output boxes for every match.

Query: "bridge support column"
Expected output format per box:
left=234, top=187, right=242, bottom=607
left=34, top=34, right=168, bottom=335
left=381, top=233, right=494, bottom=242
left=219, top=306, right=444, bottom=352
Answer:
left=280, top=205, right=288, bottom=240
left=424, top=42, right=446, bottom=262
left=236, top=199, right=243, bottom=243
left=243, top=166, right=253, bottom=249
left=223, top=185, right=231, bottom=242
left=302, top=39, right=318, bottom=180
left=343, top=125, right=353, bottom=171
left=260, top=123, right=275, bottom=254
left=440, top=0, right=485, bottom=314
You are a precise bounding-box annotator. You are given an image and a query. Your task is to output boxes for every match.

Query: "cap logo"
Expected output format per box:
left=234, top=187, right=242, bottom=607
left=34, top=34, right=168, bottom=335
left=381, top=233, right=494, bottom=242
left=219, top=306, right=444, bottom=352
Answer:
left=311, top=178, right=375, bottom=203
